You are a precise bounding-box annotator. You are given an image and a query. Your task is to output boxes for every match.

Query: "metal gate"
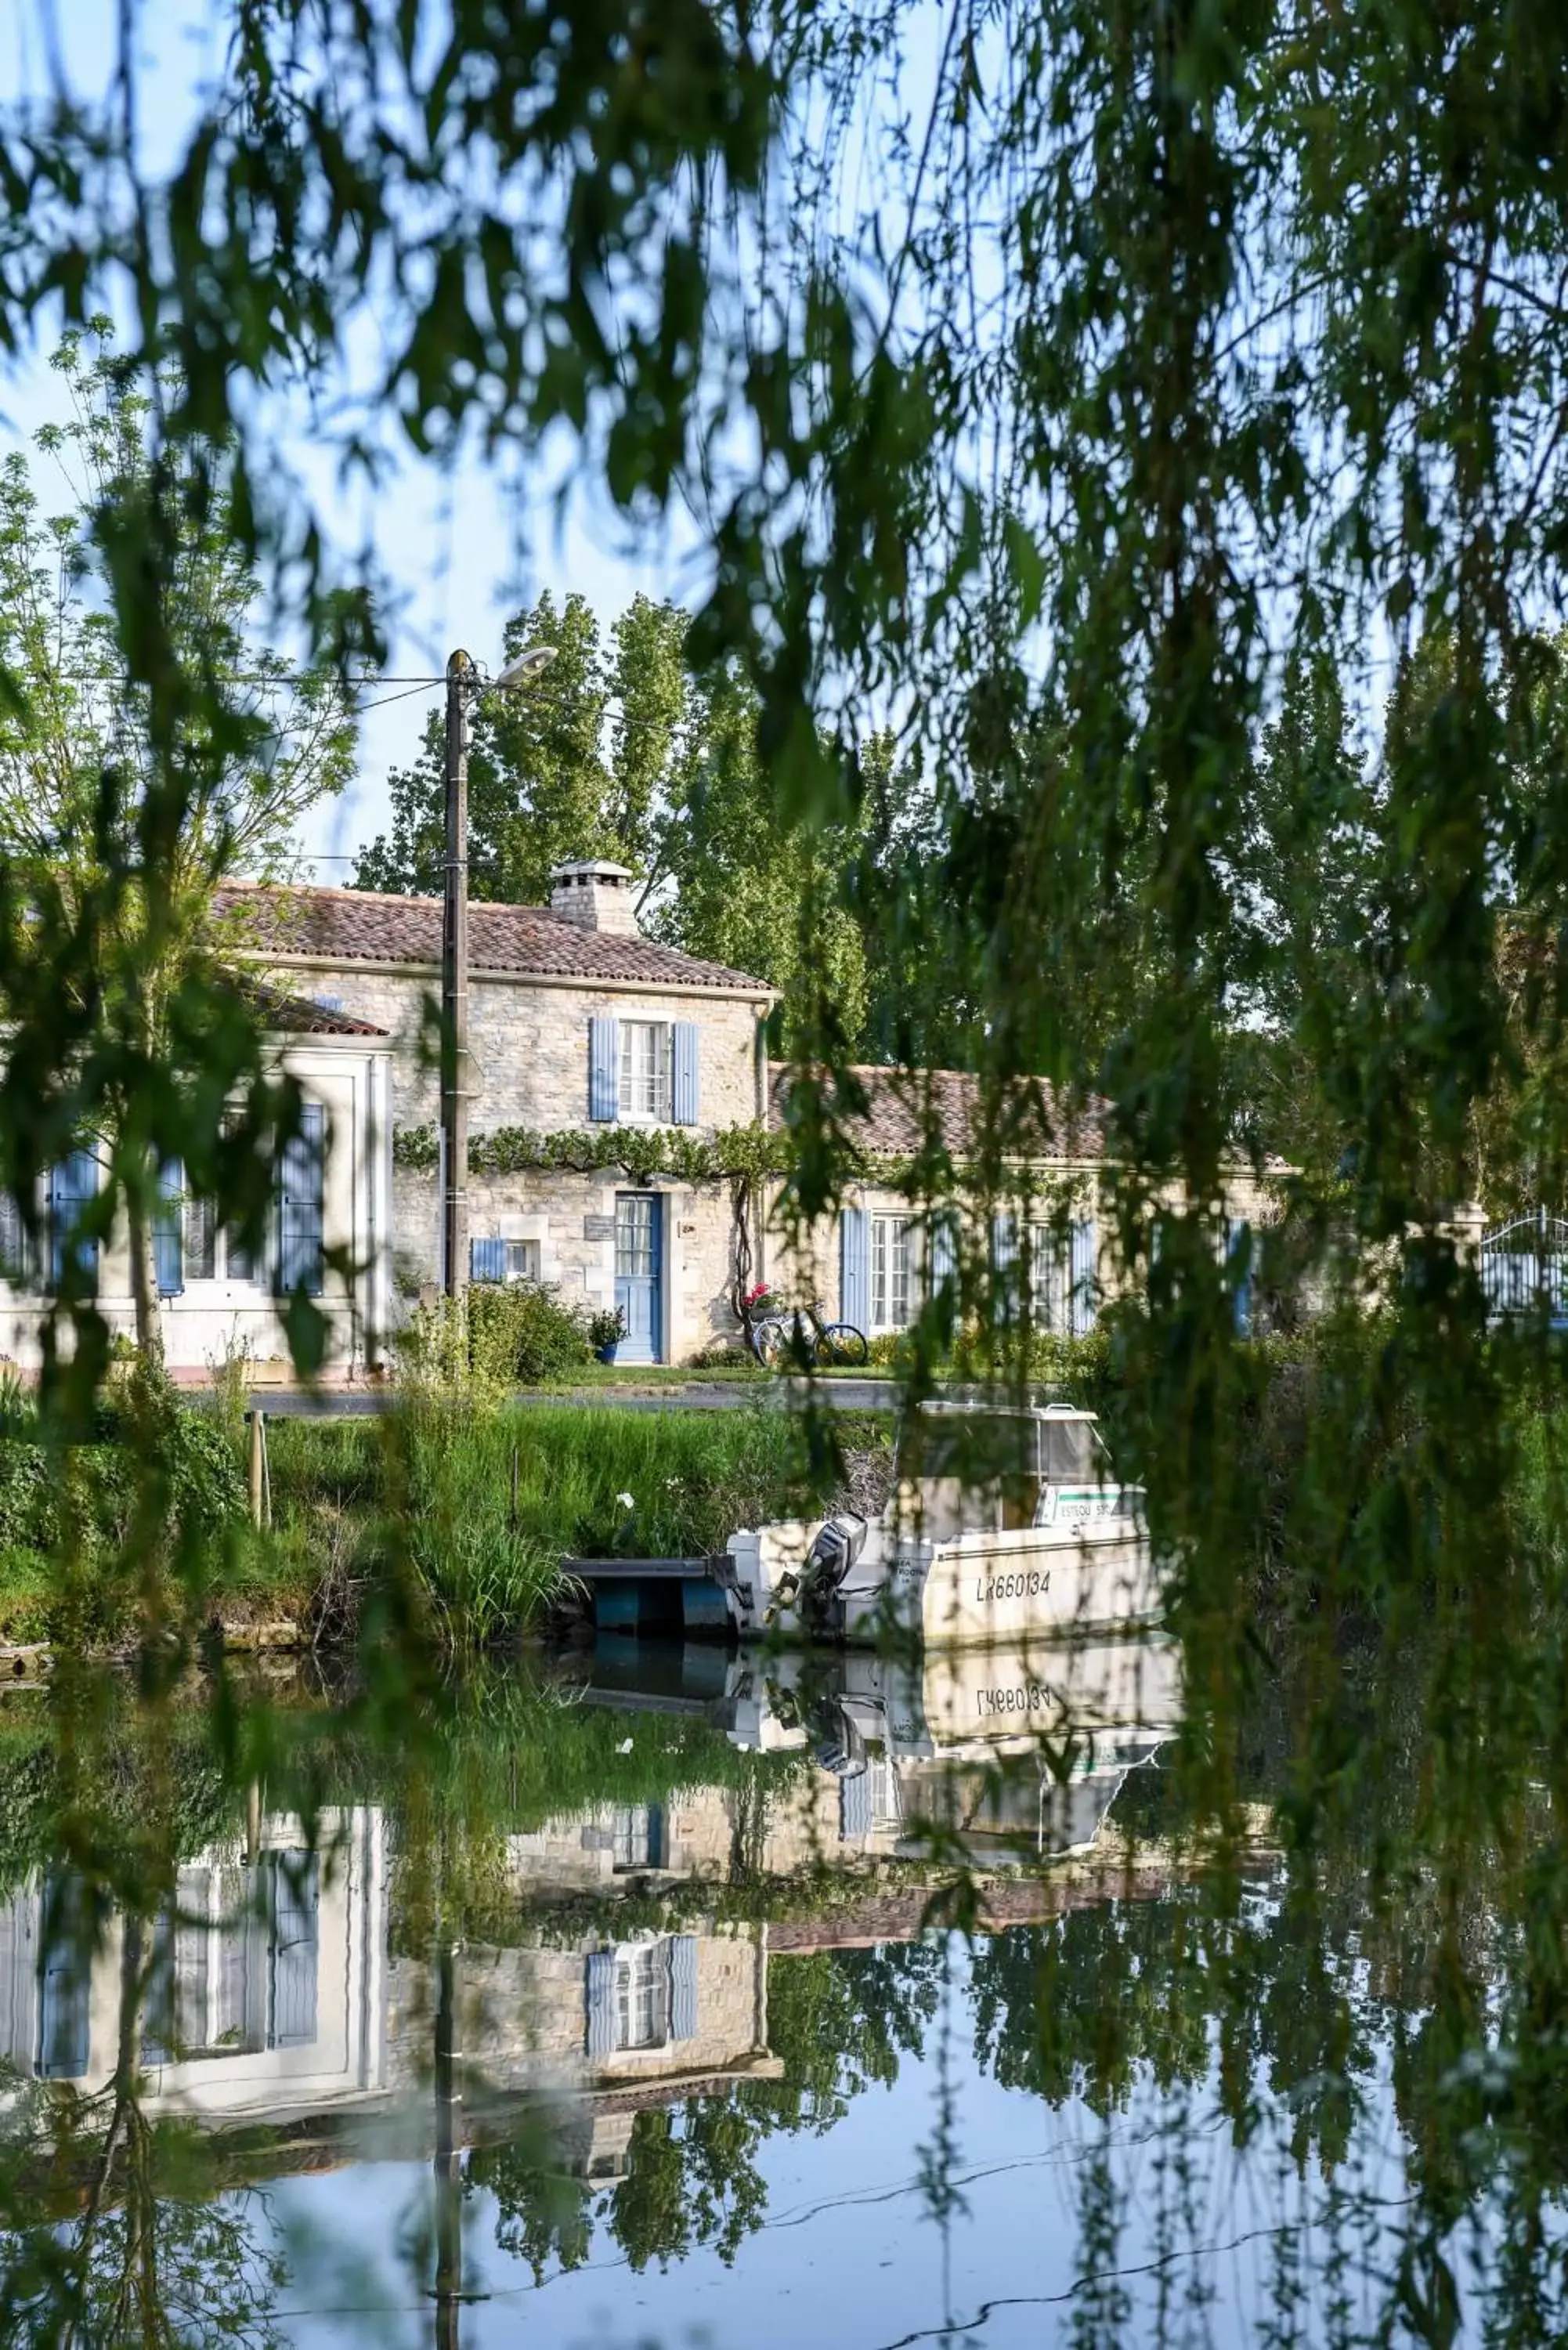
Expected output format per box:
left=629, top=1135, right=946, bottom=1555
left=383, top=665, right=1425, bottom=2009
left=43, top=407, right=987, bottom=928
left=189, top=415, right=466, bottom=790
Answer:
left=1479, top=1209, right=1568, bottom=1322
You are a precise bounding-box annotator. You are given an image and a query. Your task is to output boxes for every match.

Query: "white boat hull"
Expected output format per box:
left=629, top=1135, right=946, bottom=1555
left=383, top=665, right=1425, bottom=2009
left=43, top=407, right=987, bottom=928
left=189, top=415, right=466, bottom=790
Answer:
left=728, top=1504, right=1162, bottom=1650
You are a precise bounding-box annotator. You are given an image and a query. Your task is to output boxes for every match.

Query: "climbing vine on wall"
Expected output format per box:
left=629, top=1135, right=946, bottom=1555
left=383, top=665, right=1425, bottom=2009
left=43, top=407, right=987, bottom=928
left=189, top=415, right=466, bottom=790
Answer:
left=390, top=1120, right=933, bottom=1190
left=392, top=1120, right=788, bottom=1184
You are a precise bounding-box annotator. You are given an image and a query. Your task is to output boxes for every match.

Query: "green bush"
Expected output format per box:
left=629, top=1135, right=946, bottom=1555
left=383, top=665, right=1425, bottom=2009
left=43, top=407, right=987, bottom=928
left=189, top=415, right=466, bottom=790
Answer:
left=396, top=1282, right=593, bottom=1395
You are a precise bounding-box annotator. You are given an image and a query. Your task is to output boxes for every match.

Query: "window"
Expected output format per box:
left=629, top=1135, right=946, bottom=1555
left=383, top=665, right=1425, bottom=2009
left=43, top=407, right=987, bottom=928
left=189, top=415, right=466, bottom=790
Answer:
left=585, top=1937, right=697, bottom=2057
left=471, top=1236, right=541, bottom=1285
left=611, top=1804, right=664, bottom=1872
left=277, top=1103, right=326, bottom=1296
left=143, top=1854, right=319, bottom=2065
left=869, top=1214, right=914, bottom=1332
left=185, top=1194, right=218, bottom=1282
left=1027, top=1224, right=1069, bottom=1330
left=619, top=1021, right=670, bottom=1121
left=616, top=1943, right=672, bottom=2049
left=0, top=1191, right=33, bottom=1287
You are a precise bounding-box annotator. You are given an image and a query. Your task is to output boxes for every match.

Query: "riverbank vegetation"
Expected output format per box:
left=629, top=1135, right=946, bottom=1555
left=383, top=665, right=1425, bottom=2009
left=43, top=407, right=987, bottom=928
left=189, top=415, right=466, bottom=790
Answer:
left=0, top=1390, right=892, bottom=1654
left=2, top=1318, right=1563, bottom=1661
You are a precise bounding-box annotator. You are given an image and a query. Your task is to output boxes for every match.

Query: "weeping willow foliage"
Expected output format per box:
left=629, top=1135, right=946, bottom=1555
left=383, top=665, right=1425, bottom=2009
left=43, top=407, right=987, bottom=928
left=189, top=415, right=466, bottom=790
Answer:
left=5, top=2, right=1568, bottom=2339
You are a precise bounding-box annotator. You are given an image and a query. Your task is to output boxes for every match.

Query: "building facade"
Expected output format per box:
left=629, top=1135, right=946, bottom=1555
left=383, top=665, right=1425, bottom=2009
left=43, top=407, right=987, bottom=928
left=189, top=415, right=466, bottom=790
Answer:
left=0, top=991, right=395, bottom=1382
left=220, top=864, right=775, bottom=1365
left=211, top=869, right=1277, bottom=1369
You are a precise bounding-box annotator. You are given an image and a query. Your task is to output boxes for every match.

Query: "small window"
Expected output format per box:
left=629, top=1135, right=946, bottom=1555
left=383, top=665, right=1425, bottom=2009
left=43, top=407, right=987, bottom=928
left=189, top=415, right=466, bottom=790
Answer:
left=869, top=1214, right=914, bottom=1333
left=506, top=1238, right=540, bottom=1284
left=312, top=995, right=344, bottom=1015
left=611, top=1804, right=664, bottom=1872
left=619, top=1022, right=671, bottom=1122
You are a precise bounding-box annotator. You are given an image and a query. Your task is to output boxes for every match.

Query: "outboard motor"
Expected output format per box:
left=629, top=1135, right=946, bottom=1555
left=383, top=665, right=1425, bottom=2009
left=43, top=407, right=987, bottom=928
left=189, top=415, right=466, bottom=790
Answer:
left=774, top=1511, right=867, bottom=1639
left=812, top=1705, right=867, bottom=1780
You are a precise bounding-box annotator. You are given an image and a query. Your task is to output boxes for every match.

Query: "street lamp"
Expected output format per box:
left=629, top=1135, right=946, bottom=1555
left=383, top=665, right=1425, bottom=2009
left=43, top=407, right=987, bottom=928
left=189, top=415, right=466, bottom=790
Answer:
left=442, top=642, right=558, bottom=1301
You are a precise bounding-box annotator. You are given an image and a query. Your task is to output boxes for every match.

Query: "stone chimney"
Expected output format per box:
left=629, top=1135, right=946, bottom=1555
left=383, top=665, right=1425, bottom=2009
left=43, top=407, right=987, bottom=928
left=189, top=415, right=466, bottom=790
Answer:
left=548, top=859, right=640, bottom=936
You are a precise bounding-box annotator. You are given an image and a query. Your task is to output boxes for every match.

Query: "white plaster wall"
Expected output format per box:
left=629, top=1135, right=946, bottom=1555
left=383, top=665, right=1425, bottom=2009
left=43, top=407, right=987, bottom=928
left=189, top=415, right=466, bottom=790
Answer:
left=0, top=1042, right=393, bottom=1379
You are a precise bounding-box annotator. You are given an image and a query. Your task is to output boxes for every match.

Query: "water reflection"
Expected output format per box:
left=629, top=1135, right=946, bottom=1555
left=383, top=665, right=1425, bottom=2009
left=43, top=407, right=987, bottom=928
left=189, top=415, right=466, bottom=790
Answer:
left=0, top=1623, right=1561, bottom=2345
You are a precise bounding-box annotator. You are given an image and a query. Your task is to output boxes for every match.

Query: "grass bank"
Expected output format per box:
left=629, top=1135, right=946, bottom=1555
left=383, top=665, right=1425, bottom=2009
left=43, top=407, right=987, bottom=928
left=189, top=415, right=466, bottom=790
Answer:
left=262, top=1401, right=891, bottom=1648
left=0, top=1392, right=890, bottom=1654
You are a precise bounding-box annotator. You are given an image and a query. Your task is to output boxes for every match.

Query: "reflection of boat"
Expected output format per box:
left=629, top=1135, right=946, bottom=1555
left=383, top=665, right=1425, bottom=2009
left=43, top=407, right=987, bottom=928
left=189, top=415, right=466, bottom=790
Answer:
left=560, top=1632, right=1182, bottom=1863
left=726, top=1403, right=1158, bottom=1647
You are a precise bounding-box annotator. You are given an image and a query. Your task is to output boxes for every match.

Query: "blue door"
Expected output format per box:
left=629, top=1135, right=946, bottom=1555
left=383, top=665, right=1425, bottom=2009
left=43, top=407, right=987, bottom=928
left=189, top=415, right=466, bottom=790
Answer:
left=615, top=1192, right=663, bottom=1363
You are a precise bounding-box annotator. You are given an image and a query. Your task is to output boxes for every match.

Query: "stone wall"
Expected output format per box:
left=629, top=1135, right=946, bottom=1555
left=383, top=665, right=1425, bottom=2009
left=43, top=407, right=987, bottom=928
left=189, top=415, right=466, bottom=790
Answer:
left=383, top=1923, right=768, bottom=2099
left=256, top=958, right=764, bottom=1360
left=255, top=962, right=767, bottom=1137
left=392, top=1163, right=746, bottom=1358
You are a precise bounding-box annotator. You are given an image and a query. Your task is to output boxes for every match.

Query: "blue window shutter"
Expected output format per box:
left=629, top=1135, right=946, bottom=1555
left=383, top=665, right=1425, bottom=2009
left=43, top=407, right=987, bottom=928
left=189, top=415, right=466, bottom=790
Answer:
left=672, top=1021, right=700, bottom=1126
left=929, top=1210, right=958, bottom=1293
left=37, top=1873, right=92, bottom=2080
left=839, top=1770, right=873, bottom=1841
left=153, top=1161, right=184, bottom=1297
left=50, top=1150, right=99, bottom=1291
left=589, top=1016, right=620, bottom=1122
left=470, top=1236, right=506, bottom=1282
left=585, top=1950, right=618, bottom=2058
left=1070, top=1217, right=1097, bottom=1335
left=142, top=1903, right=177, bottom=2066
left=1227, top=1217, right=1252, bottom=1335
left=269, top=1854, right=320, bottom=2050
left=278, top=1103, right=326, bottom=1296
left=840, top=1208, right=869, bottom=1331
left=669, top=1936, right=698, bottom=2042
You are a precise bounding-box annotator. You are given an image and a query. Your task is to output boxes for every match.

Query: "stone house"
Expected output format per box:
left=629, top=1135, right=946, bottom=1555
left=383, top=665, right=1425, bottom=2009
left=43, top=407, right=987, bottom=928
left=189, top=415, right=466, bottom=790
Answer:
left=764, top=1064, right=1282, bottom=1343
left=0, top=988, right=396, bottom=1382
left=219, top=862, right=775, bottom=1363
left=211, top=868, right=1277, bottom=1368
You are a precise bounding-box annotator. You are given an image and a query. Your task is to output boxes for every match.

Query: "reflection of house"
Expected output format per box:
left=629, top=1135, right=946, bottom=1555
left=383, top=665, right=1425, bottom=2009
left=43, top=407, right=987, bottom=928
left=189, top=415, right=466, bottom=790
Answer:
left=0, top=1807, right=388, bottom=2127
left=385, top=1920, right=775, bottom=2108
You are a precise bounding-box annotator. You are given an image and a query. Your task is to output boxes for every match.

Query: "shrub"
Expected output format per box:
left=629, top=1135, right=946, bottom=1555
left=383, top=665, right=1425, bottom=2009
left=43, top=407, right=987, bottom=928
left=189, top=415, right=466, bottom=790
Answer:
left=395, top=1282, right=594, bottom=1397
left=474, top=1282, right=594, bottom=1385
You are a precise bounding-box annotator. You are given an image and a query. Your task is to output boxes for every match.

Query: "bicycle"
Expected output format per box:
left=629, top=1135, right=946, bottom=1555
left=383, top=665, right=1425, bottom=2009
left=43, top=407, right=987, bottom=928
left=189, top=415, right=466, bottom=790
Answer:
left=747, top=1297, right=869, bottom=1370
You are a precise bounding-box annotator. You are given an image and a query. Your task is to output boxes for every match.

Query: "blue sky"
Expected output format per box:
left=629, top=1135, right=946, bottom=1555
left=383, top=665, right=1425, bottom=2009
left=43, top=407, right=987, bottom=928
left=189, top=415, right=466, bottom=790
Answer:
left=0, top=0, right=718, bottom=877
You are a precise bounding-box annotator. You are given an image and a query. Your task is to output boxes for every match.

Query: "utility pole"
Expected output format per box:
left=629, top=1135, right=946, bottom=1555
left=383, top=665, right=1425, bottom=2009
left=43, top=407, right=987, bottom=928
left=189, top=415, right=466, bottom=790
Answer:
left=442, top=649, right=473, bottom=1300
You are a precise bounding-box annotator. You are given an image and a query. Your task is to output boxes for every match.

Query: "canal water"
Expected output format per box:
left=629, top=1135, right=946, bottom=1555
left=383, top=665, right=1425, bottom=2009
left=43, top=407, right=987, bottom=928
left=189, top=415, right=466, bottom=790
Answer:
left=0, top=1629, right=1560, bottom=2345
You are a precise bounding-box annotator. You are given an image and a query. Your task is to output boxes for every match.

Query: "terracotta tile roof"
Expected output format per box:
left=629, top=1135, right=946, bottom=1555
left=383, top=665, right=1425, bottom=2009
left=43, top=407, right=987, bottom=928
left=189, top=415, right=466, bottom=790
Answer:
left=769, top=1064, right=1107, bottom=1162
left=214, top=883, right=771, bottom=994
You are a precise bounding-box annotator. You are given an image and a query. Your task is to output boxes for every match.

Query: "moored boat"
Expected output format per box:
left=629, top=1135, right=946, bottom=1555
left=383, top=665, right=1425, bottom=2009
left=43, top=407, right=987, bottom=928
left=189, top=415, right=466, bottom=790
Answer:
left=725, top=1401, right=1159, bottom=1647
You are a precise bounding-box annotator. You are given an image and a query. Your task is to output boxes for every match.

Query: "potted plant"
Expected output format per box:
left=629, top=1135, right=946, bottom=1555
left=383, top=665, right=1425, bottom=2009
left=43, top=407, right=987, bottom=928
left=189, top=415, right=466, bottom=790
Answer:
left=588, top=1305, right=627, bottom=1364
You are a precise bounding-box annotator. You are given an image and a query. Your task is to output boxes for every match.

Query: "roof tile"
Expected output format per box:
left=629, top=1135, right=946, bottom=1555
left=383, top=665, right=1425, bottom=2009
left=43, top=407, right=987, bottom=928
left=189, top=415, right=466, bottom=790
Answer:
left=770, top=1065, right=1107, bottom=1162
left=215, top=883, right=771, bottom=994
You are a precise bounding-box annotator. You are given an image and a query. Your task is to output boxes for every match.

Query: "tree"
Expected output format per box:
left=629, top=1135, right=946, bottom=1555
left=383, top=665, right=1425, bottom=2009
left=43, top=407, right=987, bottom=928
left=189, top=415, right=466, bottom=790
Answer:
left=352, top=591, right=682, bottom=902
left=646, top=660, right=871, bottom=1039
left=0, top=324, right=355, bottom=1358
